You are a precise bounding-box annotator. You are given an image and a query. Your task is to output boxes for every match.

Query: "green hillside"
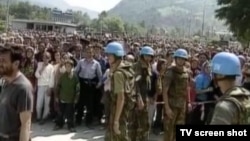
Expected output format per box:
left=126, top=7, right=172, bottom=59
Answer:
left=109, top=0, right=226, bottom=33
left=0, top=0, right=98, bottom=18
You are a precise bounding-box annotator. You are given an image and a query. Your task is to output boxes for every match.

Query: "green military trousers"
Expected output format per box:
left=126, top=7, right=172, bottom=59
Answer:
left=163, top=106, right=186, bottom=141
left=129, top=106, right=150, bottom=141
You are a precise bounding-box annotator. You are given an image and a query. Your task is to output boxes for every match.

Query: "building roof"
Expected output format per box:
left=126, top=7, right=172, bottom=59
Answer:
left=12, top=19, right=77, bottom=27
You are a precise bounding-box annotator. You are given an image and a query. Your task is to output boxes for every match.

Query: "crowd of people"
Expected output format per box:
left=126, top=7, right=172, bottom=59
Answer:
left=0, top=30, right=250, bottom=141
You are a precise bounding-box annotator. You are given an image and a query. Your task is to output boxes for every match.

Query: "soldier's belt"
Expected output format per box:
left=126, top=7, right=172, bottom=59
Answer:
left=190, top=101, right=216, bottom=105
left=147, top=101, right=216, bottom=105
left=83, top=81, right=97, bottom=85
left=156, top=102, right=165, bottom=104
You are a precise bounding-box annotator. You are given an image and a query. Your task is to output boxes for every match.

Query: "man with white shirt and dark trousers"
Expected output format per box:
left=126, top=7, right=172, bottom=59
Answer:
left=75, top=47, right=102, bottom=127
left=35, top=51, right=54, bottom=125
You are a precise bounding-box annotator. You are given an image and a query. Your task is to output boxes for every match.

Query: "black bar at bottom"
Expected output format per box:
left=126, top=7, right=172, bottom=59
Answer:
left=176, top=125, right=250, bottom=140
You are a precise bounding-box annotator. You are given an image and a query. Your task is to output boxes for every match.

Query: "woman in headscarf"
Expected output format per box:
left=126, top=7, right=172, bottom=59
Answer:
left=188, top=61, right=213, bottom=125
left=190, top=57, right=200, bottom=77
left=22, top=47, right=37, bottom=85
left=21, top=46, right=37, bottom=120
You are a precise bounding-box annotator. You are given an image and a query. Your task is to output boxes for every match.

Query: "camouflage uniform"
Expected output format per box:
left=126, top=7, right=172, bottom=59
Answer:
left=129, top=61, right=151, bottom=141
left=163, top=66, right=189, bottom=141
left=210, top=87, right=250, bottom=124
left=105, top=61, right=135, bottom=141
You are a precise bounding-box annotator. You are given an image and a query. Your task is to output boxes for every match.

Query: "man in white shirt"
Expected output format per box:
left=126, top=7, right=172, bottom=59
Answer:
left=152, top=60, right=158, bottom=74
left=101, top=68, right=111, bottom=125
left=35, top=52, right=54, bottom=124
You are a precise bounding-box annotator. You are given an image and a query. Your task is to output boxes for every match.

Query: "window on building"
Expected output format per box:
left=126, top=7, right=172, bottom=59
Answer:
left=36, top=25, right=41, bottom=30
left=27, top=23, right=34, bottom=29
left=42, top=25, right=46, bottom=31
left=48, top=25, right=53, bottom=31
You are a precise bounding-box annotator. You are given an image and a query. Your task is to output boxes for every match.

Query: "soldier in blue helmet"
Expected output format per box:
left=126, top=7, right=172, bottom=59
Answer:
left=130, top=46, right=155, bottom=141
left=162, top=48, right=190, bottom=141
left=210, top=52, right=250, bottom=124
left=104, top=42, right=136, bottom=141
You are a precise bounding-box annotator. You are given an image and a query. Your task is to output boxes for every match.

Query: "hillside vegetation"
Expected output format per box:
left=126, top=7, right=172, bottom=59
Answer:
left=109, top=0, right=226, bottom=33
left=0, top=0, right=98, bottom=18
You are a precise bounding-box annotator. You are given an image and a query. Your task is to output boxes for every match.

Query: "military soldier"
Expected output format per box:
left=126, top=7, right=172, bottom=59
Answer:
left=104, top=42, right=135, bottom=141
left=162, top=49, right=189, bottom=141
left=130, top=46, right=155, bottom=141
left=210, top=52, right=250, bottom=124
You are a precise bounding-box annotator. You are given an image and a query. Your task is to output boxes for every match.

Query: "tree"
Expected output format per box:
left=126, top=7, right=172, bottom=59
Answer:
left=103, top=16, right=125, bottom=33
left=9, top=2, right=51, bottom=20
left=73, top=11, right=91, bottom=25
left=82, top=13, right=91, bottom=25
left=99, top=11, right=108, bottom=20
left=0, top=21, right=5, bottom=32
left=215, top=0, right=250, bottom=42
left=159, top=27, right=167, bottom=35
left=31, top=6, right=50, bottom=20
left=0, top=4, right=6, bottom=20
left=149, top=25, right=158, bottom=35
left=139, top=20, right=146, bottom=28
left=10, top=2, right=33, bottom=19
left=72, top=11, right=82, bottom=24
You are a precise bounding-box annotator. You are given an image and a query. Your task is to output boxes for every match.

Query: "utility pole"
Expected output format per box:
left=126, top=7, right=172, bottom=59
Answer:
left=188, top=16, right=192, bottom=37
left=6, top=0, right=10, bottom=32
left=100, top=21, right=103, bottom=36
left=201, top=0, right=206, bottom=36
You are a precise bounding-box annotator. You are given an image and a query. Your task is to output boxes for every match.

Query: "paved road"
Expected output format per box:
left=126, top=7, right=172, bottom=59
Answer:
left=31, top=122, right=162, bottom=141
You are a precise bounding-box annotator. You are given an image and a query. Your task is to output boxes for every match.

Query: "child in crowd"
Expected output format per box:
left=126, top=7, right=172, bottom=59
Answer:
left=54, top=60, right=79, bottom=132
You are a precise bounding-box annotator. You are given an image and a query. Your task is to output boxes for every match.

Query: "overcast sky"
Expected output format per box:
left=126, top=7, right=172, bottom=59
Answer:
left=65, top=0, right=121, bottom=12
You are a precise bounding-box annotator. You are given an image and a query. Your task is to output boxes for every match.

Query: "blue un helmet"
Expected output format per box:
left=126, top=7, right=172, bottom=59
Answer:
left=173, top=48, right=188, bottom=59
left=105, top=42, right=125, bottom=57
left=211, top=52, right=241, bottom=76
left=140, top=46, right=154, bottom=56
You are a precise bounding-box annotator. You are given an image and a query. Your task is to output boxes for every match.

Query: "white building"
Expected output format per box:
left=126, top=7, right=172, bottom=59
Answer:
left=50, top=8, right=74, bottom=23
left=11, top=19, right=77, bottom=33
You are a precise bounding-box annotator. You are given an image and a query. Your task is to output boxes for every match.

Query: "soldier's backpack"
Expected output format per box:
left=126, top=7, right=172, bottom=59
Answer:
left=223, top=87, right=250, bottom=124
left=113, top=64, right=137, bottom=110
